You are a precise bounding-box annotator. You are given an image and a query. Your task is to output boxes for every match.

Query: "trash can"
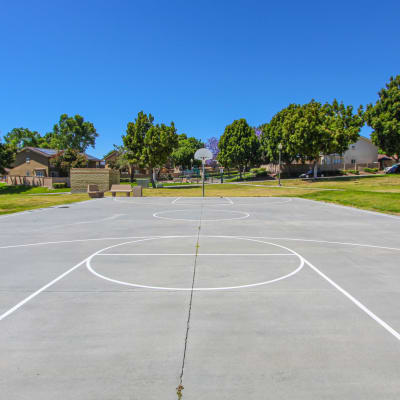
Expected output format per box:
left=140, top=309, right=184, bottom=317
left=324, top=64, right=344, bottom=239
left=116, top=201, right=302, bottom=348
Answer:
left=136, top=179, right=150, bottom=189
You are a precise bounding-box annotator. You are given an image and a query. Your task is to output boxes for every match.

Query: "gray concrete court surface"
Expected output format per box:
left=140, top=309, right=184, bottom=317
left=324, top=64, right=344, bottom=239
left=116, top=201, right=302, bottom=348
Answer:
left=1, top=196, right=400, bottom=399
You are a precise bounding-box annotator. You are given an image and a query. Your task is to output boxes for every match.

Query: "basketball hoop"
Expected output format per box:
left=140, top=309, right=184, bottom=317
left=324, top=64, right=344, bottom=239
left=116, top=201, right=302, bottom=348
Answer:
left=194, top=148, right=213, bottom=197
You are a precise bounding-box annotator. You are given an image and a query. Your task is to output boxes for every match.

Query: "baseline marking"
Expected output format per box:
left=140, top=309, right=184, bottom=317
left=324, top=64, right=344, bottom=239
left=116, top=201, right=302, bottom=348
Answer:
left=98, top=253, right=295, bottom=256
left=303, top=258, right=400, bottom=342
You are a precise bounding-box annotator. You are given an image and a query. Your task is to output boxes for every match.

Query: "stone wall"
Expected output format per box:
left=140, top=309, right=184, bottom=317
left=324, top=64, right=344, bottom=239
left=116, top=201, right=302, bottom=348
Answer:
left=70, top=168, right=120, bottom=193
left=6, top=176, right=69, bottom=188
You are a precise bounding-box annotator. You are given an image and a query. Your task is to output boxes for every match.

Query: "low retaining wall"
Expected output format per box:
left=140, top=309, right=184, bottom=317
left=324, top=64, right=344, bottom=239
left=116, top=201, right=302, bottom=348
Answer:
left=6, top=176, right=70, bottom=188
left=70, top=168, right=120, bottom=193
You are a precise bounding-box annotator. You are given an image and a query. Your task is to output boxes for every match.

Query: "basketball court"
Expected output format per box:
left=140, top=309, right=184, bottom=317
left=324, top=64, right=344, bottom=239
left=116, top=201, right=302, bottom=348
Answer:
left=1, top=195, right=400, bottom=399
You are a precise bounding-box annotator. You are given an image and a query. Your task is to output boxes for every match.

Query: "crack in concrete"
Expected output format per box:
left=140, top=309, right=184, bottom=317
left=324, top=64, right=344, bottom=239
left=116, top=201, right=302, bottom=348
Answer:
left=177, top=202, right=204, bottom=398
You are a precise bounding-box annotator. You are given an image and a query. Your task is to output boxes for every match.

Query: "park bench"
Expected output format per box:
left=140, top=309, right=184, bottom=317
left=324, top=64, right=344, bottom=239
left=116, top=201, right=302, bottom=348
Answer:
left=87, top=184, right=104, bottom=198
left=110, top=184, right=143, bottom=197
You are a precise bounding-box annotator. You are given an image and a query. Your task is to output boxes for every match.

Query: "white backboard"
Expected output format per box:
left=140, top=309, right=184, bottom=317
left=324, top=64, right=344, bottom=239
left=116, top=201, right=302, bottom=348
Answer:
left=194, top=148, right=213, bottom=161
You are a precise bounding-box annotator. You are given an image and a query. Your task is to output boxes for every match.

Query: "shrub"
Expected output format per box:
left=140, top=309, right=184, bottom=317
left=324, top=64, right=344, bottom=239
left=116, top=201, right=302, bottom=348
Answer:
left=53, top=182, right=67, bottom=189
left=250, top=167, right=269, bottom=177
left=346, top=169, right=359, bottom=175
left=364, top=167, right=378, bottom=173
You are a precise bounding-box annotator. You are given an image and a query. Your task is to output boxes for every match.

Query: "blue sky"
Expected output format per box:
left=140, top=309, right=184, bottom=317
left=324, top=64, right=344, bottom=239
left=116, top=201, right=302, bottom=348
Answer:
left=1, top=0, right=399, bottom=158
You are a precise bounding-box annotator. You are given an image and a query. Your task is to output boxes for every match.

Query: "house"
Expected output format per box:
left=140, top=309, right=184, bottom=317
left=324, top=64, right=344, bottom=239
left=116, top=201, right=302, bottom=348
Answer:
left=321, top=137, right=378, bottom=168
left=8, top=147, right=102, bottom=177
left=104, top=150, right=149, bottom=178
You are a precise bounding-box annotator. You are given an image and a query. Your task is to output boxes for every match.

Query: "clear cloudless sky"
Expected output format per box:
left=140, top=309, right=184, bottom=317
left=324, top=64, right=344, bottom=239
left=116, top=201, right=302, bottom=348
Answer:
left=1, top=0, right=399, bottom=157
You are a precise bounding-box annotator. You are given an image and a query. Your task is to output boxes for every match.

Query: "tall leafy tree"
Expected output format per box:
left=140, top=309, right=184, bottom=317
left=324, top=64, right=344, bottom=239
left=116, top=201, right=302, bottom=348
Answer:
left=217, top=119, right=260, bottom=178
left=171, top=134, right=203, bottom=169
left=46, top=114, right=98, bottom=152
left=122, top=111, right=154, bottom=182
left=50, top=149, right=88, bottom=177
left=0, top=140, right=14, bottom=174
left=4, top=128, right=42, bottom=150
left=142, top=122, right=179, bottom=187
left=261, top=100, right=363, bottom=177
left=365, top=75, right=400, bottom=161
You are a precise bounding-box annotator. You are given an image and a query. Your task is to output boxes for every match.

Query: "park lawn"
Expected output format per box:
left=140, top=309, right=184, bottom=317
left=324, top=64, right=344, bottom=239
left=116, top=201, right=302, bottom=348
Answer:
left=250, top=174, right=400, bottom=193
left=142, top=184, right=320, bottom=197
left=300, top=190, right=400, bottom=215
left=0, top=193, right=89, bottom=215
left=1, top=175, right=400, bottom=215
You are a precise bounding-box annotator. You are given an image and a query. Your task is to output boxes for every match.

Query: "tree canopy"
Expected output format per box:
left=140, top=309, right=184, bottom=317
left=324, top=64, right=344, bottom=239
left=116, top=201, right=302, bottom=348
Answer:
left=365, top=75, right=400, bottom=161
left=142, top=122, right=179, bottom=186
left=171, top=134, right=203, bottom=169
left=261, top=100, right=363, bottom=167
left=3, top=128, right=44, bottom=150
left=121, top=111, right=179, bottom=186
left=0, top=141, right=14, bottom=174
left=50, top=149, right=88, bottom=177
left=46, top=114, right=98, bottom=152
left=205, top=137, right=219, bottom=167
left=217, top=119, right=260, bottom=176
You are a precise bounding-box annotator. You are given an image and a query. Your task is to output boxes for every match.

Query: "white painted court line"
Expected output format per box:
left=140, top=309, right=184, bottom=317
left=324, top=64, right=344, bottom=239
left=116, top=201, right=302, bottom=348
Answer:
left=98, top=253, right=296, bottom=256
left=0, top=237, right=158, bottom=322
left=71, top=214, right=125, bottom=225
left=295, top=197, right=400, bottom=221
left=0, top=236, right=151, bottom=250
left=0, top=258, right=88, bottom=321
left=171, top=197, right=234, bottom=206
left=87, top=236, right=305, bottom=291
left=153, top=209, right=250, bottom=222
left=242, top=236, right=400, bottom=253
left=304, top=258, right=400, bottom=342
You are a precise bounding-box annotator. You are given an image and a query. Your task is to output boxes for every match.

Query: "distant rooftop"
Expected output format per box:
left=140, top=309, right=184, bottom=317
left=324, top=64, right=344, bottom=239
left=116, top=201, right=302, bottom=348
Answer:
left=23, top=147, right=101, bottom=161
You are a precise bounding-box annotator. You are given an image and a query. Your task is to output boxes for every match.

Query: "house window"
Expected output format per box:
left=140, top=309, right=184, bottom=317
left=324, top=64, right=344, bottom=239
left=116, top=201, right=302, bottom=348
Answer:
left=35, top=170, right=44, bottom=177
left=26, top=157, right=30, bottom=164
left=26, top=171, right=30, bottom=176
left=351, top=159, right=356, bottom=164
left=351, top=145, right=356, bottom=150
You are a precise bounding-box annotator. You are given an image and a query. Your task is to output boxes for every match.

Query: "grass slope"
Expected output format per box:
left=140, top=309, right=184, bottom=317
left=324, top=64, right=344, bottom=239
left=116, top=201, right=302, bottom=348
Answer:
left=1, top=175, right=399, bottom=216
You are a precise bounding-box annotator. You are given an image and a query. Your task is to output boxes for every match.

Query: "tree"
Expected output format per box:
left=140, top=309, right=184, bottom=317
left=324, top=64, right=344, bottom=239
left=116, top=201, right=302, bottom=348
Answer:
left=50, top=149, right=88, bottom=177
left=261, top=100, right=363, bottom=177
left=217, top=119, right=260, bottom=179
left=0, top=141, right=14, bottom=174
left=205, top=137, right=219, bottom=167
left=122, top=111, right=154, bottom=182
left=365, top=75, right=400, bottom=161
left=171, top=134, right=203, bottom=169
left=46, top=114, right=98, bottom=152
left=4, top=128, right=42, bottom=150
left=142, top=122, right=179, bottom=187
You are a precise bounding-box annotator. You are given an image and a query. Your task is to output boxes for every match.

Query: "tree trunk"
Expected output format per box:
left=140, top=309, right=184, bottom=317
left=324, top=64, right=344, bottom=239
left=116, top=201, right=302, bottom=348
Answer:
left=150, top=168, right=156, bottom=188
left=313, top=161, right=318, bottom=179
left=239, top=166, right=242, bottom=180
left=129, top=164, right=135, bottom=183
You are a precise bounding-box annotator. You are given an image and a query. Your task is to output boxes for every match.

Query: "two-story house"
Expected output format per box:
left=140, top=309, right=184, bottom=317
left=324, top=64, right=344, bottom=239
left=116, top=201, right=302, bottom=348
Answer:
left=8, top=147, right=101, bottom=177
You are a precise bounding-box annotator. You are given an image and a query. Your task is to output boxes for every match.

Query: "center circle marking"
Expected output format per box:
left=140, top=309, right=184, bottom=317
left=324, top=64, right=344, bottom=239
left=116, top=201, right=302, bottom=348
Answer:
left=86, top=236, right=304, bottom=291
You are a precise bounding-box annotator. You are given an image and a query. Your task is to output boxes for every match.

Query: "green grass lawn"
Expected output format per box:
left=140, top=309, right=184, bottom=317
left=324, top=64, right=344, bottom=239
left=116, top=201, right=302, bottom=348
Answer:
left=1, top=175, right=399, bottom=216
left=0, top=184, right=88, bottom=215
